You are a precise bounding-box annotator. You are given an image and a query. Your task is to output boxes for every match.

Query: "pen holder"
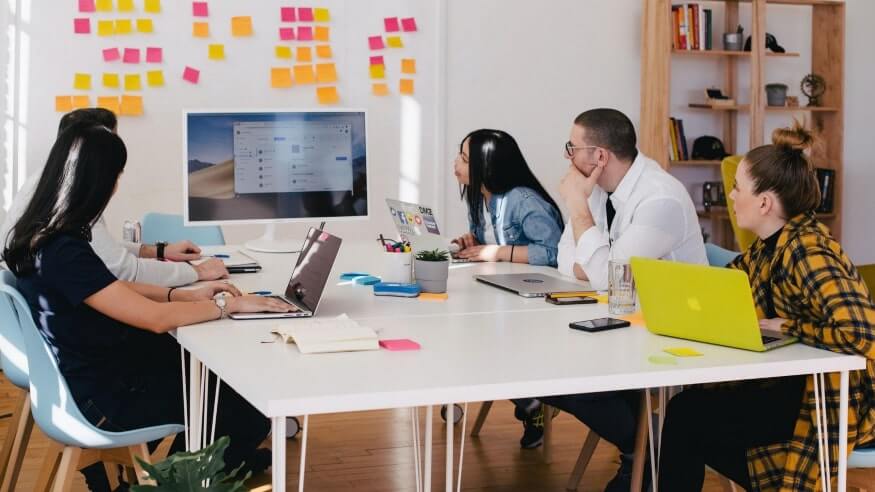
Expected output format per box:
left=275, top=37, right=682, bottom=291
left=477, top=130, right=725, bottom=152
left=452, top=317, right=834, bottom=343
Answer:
left=382, top=251, right=413, bottom=283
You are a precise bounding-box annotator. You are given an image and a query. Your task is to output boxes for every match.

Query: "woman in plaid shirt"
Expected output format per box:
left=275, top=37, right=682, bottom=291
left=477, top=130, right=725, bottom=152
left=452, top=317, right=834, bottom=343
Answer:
left=658, top=122, right=875, bottom=491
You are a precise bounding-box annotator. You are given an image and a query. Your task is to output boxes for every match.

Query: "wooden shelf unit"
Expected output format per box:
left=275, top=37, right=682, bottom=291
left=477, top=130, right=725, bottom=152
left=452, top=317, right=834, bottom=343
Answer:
left=640, top=0, right=845, bottom=248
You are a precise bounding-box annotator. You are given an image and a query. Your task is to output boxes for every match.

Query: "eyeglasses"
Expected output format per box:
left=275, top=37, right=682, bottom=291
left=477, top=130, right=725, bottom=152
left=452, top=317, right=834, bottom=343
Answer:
left=565, top=141, right=599, bottom=157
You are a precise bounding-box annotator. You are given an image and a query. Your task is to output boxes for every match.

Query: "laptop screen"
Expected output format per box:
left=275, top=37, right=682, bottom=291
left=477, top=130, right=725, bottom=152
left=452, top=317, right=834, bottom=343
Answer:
left=284, top=228, right=342, bottom=312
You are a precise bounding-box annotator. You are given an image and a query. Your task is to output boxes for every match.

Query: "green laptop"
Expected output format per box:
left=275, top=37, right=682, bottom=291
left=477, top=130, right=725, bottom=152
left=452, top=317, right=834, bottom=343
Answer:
left=631, top=257, right=797, bottom=352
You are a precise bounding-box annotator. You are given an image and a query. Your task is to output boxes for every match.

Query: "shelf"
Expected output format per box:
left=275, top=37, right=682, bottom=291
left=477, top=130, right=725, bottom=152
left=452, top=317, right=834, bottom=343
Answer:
left=689, top=103, right=749, bottom=111
left=672, top=49, right=800, bottom=57
left=692, top=0, right=844, bottom=5
left=670, top=160, right=722, bottom=167
left=698, top=208, right=836, bottom=220
left=689, top=104, right=840, bottom=113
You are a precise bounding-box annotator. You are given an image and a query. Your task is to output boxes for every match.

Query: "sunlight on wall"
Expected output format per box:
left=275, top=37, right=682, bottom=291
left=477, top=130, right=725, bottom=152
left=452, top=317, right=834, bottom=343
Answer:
left=2, top=0, right=30, bottom=214
left=398, top=96, right=421, bottom=203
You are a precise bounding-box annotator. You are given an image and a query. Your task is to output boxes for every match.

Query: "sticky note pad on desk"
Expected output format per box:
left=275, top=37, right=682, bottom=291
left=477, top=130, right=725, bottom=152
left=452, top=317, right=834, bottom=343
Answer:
left=664, top=347, right=703, bottom=357
left=379, top=339, right=420, bottom=351
left=419, top=292, right=448, bottom=302
left=354, top=275, right=381, bottom=286
left=618, top=312, right=646, bottom=327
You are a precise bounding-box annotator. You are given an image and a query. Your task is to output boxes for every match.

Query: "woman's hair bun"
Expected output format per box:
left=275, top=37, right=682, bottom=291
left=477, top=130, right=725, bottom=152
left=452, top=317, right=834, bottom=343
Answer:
left=771, top=119, right=814, bottom=153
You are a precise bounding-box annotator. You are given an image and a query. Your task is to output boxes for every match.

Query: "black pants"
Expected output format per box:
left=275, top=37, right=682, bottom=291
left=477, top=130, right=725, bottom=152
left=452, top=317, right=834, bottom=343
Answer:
left=540, top=389, right=641, bottom=454
left=658, top=376, right=806, bottom=491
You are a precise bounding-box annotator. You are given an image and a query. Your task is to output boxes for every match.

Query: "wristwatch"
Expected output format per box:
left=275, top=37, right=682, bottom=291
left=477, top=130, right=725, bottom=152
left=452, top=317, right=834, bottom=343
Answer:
left=156, top=241, right=168, bottom=260
left=214, top=296, right=228, bottom=319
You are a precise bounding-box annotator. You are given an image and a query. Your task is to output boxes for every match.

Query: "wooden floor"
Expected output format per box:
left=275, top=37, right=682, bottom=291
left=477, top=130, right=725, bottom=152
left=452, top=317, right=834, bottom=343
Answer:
left=0, top=375, right=730, bottom=491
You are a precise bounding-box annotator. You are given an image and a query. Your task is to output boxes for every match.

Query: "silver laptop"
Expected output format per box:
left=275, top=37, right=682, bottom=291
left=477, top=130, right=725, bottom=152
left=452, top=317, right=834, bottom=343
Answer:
left=473, top=273, right=594, bottom=298
left=385, top=198, right=471, bottom=263
left=230, top=228, right=341, bottom=320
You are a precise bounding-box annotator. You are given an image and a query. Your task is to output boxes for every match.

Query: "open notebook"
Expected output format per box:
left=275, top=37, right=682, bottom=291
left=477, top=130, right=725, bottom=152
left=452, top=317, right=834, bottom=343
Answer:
left=192, top=250, right=261, bottom=273
left=272, top=316, right=379, bottom=354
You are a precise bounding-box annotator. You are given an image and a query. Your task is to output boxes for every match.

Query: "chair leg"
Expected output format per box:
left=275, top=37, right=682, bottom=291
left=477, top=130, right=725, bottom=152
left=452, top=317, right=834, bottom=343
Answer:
left=34, top=441, right=64, bottom=492
left=128, top=443, right=156, bottom=485
left=51, top=447, right=82, bottom=492
left=470, top=401, right=493, bottom=437
left=104, top=463, right=120, bottom=491
left=0, top=391, right=33, bottom=492
left=630, top=391, right=650, bottom=492
left=719, top=474, right=738, bottom=492
left=566, top=430, right=601, bottom=491
left=542, top=404, right=554, bottom=463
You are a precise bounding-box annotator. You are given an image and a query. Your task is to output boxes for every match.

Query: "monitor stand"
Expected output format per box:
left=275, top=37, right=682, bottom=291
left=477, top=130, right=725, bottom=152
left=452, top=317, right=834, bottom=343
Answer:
left=244, top=224, right=300, bottom=253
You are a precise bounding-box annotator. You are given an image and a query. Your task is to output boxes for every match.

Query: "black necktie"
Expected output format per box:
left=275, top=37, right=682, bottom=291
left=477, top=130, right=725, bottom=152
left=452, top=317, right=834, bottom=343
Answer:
left=606, top=193, right=616, bottom=233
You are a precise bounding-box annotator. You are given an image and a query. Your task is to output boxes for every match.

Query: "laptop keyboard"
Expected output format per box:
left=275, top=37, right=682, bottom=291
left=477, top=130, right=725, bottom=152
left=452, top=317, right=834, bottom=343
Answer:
left=761, top=335, right=780, bottom=344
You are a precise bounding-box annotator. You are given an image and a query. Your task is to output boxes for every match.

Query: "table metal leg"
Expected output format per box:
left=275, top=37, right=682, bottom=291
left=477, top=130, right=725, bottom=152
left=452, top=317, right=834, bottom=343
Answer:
left=445, top=402, right=454, bottom=492
left=298, top=415, right=309, bottom=492
left=188, top=354, right=203, bottom=451
left=272, top=416, right=286, bottom=492
left=838, top=370, right=849, bottom=491
left=424, top=406, right=433, bottom=492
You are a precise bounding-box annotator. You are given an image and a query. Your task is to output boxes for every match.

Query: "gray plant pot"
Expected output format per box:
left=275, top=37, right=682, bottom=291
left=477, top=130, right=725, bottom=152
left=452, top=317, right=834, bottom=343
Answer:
left=414, top=259, right=449, bottom=293
left=766, top=83, right=788, bottom=106
left=723, top=33, right=743, bottom=51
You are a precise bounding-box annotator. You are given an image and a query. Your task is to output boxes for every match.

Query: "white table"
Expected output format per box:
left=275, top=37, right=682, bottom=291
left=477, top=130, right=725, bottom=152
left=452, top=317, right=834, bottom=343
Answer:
left=177, top=242, right=866, bottom=491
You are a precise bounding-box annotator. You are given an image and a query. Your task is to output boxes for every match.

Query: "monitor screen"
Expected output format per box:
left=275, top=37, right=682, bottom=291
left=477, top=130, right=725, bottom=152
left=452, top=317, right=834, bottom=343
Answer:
left=184, top=110, right=368, bottom=224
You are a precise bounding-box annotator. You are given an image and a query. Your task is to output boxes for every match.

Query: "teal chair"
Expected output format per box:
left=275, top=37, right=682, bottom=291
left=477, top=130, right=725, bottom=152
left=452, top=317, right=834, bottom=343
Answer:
left=705, top=242, right=740, bottom=268
left=0, top=272, right=184, bottom=488
left=141, top=212, right=225, bottom=246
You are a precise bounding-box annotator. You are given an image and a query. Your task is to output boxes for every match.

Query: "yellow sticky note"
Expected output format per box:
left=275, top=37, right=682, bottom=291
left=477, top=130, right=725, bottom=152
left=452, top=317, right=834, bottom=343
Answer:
left=270, top=68, right=292, bottom=88
left=124, top=74, right=142, bottom=91
left=146, top=70, right=164, bottom=87
left=208, top=44, right=225, bottom=60
left=136, top=19, right=154, bottom=33
left=664, top=347, right=704, bottom=357
left=314, top=26, right=330, bottom=42
left=401, top=58, right=416, bottom=74
left=419, top=292, right=448, bottom=301
left=372, top=83, right=389, bottom=96
left=387, top=36, right=404, bottom=48
left=593, top=294, right=609, bottom=304
left=117, top=0, right=134, bottom=12
left=143, top=0, right=161, bottom=13
left=231, top=16, right=253, bottom=37
left=97, top=20, right=115, bottom=36
left=120, top=94, right=143, bottom=116
left=55, top=96, right=73, bottom=112
left=313, top=8, right=330, bottom=22
left=97, top=96, right=120, bottom=114
left=115, top=19, right=133, bottom=34
left=71, top=95, right=91, bottom=109
left=192, top=22, right=209, bottom=38
left=619, top=312, right=646, bottom=327
left=648, top=355, right=678, bottom=366
left=296, top=46, right=312, bottom=62
left=293, top=65, right=316, bottom=85
left=74, top=73, right=92, bottom=90
left=315, top=45, right=332, bottom=59
left=369, top=64, right=385, bottom=80
left=316, top=86, right=339, bottom=105
left=95, top=0, right=113, bottom=12
left=103, top=73, right=120, bottom=88
left=315, top=63, right=337, bottom=83
left=400, top=78, right=414, bottom=95
left=275, top=46, right=292, bottom=59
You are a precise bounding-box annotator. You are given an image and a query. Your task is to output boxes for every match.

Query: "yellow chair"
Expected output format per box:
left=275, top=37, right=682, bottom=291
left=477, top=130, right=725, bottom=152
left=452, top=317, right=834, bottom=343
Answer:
left=721, top=156, right=758, bottom=252
left=859, top=264, right=875, bottom=296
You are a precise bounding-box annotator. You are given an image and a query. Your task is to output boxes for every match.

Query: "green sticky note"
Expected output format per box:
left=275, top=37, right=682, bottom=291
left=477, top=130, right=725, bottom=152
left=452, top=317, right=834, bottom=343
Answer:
left=664, top=347, right=703, bottom=357
left=648, top=355, right=678, bottom=365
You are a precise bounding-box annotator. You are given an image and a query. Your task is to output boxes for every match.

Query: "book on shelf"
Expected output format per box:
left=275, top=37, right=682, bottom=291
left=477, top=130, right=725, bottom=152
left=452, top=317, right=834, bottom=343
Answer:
left=668, top=118, right=689, bottom=161
left=669, top=117, right=679, bottom=161
left=815, top=168, right=835, bottom=213
left=671, top=4, right=712, bottom=51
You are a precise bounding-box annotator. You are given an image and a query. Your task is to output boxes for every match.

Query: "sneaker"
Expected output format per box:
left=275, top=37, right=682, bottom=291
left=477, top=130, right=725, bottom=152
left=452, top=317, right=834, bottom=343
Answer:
left=518, top=404, right=559, bottom=449
left=603, top=452, right=651, bottom=492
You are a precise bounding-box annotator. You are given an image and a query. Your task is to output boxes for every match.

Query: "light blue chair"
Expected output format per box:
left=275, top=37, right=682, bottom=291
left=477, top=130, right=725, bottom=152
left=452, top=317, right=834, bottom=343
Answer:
left=141, top=212, right=225, bottom=246
left=0, top=272, right=184, bottom=489
left=705, top=242, right=740, bottom=268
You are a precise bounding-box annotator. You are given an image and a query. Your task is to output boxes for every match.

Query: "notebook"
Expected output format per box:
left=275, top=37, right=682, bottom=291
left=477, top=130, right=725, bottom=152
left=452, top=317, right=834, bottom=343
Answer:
left=193, top=250, right=261, bottom=273
left=272, top=317, right=379, bottom=354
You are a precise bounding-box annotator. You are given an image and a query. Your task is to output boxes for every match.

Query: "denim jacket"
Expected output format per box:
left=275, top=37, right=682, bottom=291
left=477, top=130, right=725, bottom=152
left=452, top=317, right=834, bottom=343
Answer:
left=470, top=187, right=563, bottom=266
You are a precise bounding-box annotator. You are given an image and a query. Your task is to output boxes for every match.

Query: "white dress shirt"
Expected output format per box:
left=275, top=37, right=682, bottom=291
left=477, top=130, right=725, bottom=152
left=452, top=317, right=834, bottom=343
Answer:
left=557, top=152, right=707, bottom=290
left=1, top=174, right=198, bottom=287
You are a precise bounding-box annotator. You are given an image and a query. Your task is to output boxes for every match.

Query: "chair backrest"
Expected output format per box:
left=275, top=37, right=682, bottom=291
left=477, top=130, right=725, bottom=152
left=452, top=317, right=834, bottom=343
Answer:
left=0, top=271, right=30, bottom=389
left=142, top=212, right=225, bottom=246
left=704, top=243, right=740, bottom=268
left=858, top=264, right=875, bottom=295
left=721, top=155, right=758, bottom=252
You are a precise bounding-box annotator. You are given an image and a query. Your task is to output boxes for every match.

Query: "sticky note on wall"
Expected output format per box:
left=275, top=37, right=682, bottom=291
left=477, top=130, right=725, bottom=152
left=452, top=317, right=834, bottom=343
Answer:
left=193, top=22, right=209, bottom=38
left=103, top=48, right=120, bottom=62
left=372, top=83, right=389, bottom=96
left=279, top=28, right=294, bottom=40
left=116, top=19, right=132, bottom=34
left=103, top=73, right=120, bottom=88
left=297, top=26, right=313, bottom=41
left=275, top=46, right=292, bottom=59
left=401, top=17, right=418, bottom=32
left=136, top=19, right=154, bottom=33
left=231, top=17, right=253, bottom=37
left=97, top=20, right=115, bottom=36
left=296, top=46, right=312, bottom=62
left=208, top=44, right=225, bottom=60
left=314, top=26, right=330, bottom=41
left=146, top=70, right=164, bottom=87
left=314, top=8, right=330, bottom=22
left=370, top=55, right=384, bottom=66
left=97, top=96, right=120, bottom=113
left=384, top=18, right=399, bottom=32
left=56, top=96, right=74, bottom=112
left=71, top=95, right=91, bottom=109
left=369, top=64, right=385, bottom=79
left=144, top=0, right=161, bottom=13
left=281, top=7, right=296, bottom=22
left=401, top=58, right=416, bottom=74
left=74, top=73, right=91, bottom=90
left=400, top=78, right=414, bottom=95
left=117, top=0, right=134, bottom=12
left=316, top=45, right=332, bottom=59
left=298, top=7, right=314, bottom=22
left=120, top=94, right=143, bottom=116
left=192, top=2, right=209, bottom=17
left=95, top=0, right=112, bottom=12
left=79, top=0, right=95, bottom=12
left=316, top=86, right=339, bottom=105
left=124, top=74, right=142, bottom=91
left=74, top=18, right=91, bottom=34
left=315, top=63, right=337, bottom=83
left=146, top=47, right=162, bottom=63
left=387, top=36, right=404, bottom=48
left=183, top=66, right=200, bottom=84
left=123, top=48, right=140, bottom=64
left=293, top=65, right=316, bottom=84
left=270, top=68, right=292, bottom=88
left=368, top=36, right=385, bottom=50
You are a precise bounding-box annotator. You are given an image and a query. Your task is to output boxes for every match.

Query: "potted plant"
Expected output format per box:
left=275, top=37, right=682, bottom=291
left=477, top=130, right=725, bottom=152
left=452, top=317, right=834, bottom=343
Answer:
left=414, top=249, right=450, bottom=293
left=131, top=436, right=251, bottom=491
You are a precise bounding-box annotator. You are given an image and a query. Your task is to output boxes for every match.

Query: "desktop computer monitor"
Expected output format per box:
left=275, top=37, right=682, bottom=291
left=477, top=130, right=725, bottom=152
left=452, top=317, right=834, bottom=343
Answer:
left=184, top=109, right=368, bottom=252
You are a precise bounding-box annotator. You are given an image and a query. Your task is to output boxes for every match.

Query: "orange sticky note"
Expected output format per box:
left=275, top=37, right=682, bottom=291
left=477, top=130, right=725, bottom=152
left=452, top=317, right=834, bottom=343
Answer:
left=208, top=44, right=225, bottom=60
left=316, top=86, right=339, bottom=105
left=369, top=64, right=385, bottom=79
left=386, top=36, right=404, bottom=48
left=71, top=95, right=91, bottom=109
left=314, top=26, right=330, bottom=42
left=372, top=83, right=389, bottom=96
left=315, top=63, right=337, bottom=83
left=296, top=46, right=312, bottom=62
left=401, top=58, right=416, bottom=74
left=55, top=96, right=74, bottom=112
left=231, top=16, right=253, bottom=37
left=619, top=312, right=647, bottom=327
left=400, top=78, right=414, bottom=95
left=193, top=22, right=209, bottom=38
left=143, top=0, right=160, bottom=13
left=95, top=0, right=112, bottom=12
left=270, top=68, right=292, bottom=88
left=103, top=73, right=120, bottom=88
left=74, top=73, right=92, bottom=90
left=315, top=44, right=332, bottom=59
left=136, top=18, right=154, bottom=33
left=313, top=7, right=330, bottom=22
left=146, top=70, right=164, bottom=87
left=120, top=94, right=143, bottom=116
left=97, top=96, right=120, bottom=114
left=124, top=74, right=141, bottom=91
left=97, top=20, right=115, bottom=36
left=117, top=0, right=134, bottom=12
left=275, top=46, right=292, bottom=59
left=419, top=292, right=448, bottom=301
left=115, top=19, right=132, bottom=34
left=293, top=64, right=316, bottom=84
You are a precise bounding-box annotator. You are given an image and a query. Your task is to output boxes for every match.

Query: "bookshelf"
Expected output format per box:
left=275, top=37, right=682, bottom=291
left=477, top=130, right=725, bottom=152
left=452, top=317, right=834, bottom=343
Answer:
left=640, top=0, right=845, bottom=249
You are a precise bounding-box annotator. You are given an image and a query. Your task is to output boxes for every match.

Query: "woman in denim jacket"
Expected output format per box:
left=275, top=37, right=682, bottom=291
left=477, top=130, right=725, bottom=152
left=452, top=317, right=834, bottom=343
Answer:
left=452, top=129, right=563, bottom=267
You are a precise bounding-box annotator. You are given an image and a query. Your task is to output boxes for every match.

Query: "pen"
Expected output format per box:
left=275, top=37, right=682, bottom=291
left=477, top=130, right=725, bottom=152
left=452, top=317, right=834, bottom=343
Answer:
left=248, top=291, right=272, bottom=295
left=206, top=254, right=230, bottom=259
left=379, top=234, right=387, bottom=247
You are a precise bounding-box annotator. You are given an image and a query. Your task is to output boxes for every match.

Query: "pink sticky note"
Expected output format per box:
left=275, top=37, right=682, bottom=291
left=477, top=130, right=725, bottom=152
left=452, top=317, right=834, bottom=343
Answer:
left=384, top=17, right=399, bottom=32
left=74, top=18, right=91, bottom=34
left=279, top=27, right=295, bottom=41
left=103, top=48, right=120, bottom=62
left=379, top=339, right=421, bottom=351
left=369, top=55, right=384, bottom=66
left=280, top=7, right=296, bottom=22
left=298, top=7, right=314, bottom=21
left=401, top=17, right=418, bottom=32
left=368, top=36, right=385, bottom=50
left=146, top=47, right=162, bottom=63
left=183, top=66, right=200, bottom=84
left=297, top=26, right=313, bottom=41
left=123, top=48, right=141, bottom=64
left=79, top=0, right=95, bottom=12
left=192, top=2, right=208, bottom=17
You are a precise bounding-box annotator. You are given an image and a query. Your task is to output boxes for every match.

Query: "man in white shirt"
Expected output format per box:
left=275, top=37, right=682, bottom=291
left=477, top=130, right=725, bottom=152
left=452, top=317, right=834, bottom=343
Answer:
left=1, top=108, right=227, bottom=287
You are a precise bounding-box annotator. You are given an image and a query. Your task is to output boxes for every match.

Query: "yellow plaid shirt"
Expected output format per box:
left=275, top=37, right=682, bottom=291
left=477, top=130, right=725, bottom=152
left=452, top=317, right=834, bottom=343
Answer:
left=729, top=213, right=875, bottom=491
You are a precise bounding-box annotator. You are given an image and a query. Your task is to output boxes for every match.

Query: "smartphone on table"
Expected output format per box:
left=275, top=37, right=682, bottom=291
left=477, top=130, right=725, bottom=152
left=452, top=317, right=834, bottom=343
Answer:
left=545, top=295, right=597, bottom=305
left=569, top=317, right=631, bottom=332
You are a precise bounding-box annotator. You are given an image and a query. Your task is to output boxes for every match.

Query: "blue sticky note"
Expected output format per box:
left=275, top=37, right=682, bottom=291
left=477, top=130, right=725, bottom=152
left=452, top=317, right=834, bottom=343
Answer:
left=340, top=272, right=370, bottom=280
left=354, top=275, right=381, bottom=286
